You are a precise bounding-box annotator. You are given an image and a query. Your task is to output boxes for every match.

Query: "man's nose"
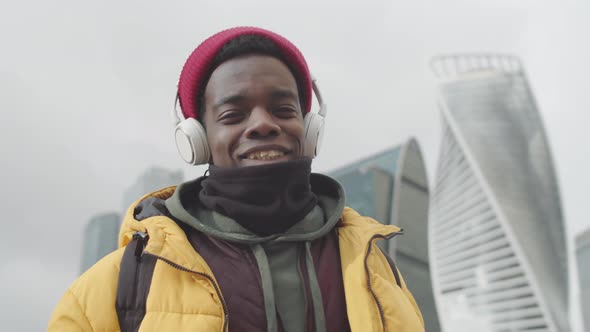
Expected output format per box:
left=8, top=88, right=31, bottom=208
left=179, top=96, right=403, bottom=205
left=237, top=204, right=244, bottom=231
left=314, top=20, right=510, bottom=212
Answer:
left=245, top=108, right=281, bottom=138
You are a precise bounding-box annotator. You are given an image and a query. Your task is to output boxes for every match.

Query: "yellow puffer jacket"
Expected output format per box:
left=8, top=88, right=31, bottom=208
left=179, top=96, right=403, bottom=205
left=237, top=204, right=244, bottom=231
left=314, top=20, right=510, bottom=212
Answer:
left=48, top=187, right=424, bottom=332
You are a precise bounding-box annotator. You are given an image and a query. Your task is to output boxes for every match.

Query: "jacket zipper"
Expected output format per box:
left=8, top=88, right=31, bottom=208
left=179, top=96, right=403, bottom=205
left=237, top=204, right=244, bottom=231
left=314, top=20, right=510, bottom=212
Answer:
left=364, top=231, right=402, bottom=332
left=143, top=252, right=229, bottom=332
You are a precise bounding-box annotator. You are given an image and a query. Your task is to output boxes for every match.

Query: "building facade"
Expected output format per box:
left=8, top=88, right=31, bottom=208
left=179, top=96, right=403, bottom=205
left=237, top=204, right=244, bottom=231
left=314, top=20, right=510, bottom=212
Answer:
left=328, top=139, right=440, bottom=331
left=429, top=55, right=569, bottom=332
left=575, top=229, right=590, bottom=332
left=121, top=167, right=184, bottom=213
left=80, top=212, right=120, bottom=274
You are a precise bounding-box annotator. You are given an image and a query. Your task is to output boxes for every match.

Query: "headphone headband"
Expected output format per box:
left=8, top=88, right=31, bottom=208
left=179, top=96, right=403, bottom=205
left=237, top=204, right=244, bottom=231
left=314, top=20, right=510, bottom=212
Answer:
left=172, top=93, right=182, bottom=125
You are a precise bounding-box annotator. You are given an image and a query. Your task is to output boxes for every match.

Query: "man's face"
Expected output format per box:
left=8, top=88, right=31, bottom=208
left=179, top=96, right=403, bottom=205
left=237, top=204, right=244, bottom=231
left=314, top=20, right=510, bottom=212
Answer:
left=202, top=54, right=305, bottom=168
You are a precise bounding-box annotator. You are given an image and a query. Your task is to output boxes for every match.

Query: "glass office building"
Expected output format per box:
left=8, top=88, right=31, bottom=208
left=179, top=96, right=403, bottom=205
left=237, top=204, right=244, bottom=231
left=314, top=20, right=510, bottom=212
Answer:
left=576, top=229, right=590, bottom=332
left=429, top=55, right=569, bottom=332
left=121, top=167, right=184, bottom=213
left=328, top=139, right=440, bottom=332
left=80, top=212, right=120, bottom=274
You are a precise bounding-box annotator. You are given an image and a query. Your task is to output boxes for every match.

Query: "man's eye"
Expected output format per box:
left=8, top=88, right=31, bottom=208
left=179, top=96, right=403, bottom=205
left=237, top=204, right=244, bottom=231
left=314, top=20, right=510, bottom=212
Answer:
left=219, top=111, right=244, bottom=123
left=274, top=107, right=297, bottom=118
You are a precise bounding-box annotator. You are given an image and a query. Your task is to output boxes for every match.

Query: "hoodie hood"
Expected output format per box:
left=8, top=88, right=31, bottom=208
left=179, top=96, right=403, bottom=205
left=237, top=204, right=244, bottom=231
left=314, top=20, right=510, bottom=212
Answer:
left=119, top=173, right=346, bottom=247
left=164, top=173, right=345, bottom=244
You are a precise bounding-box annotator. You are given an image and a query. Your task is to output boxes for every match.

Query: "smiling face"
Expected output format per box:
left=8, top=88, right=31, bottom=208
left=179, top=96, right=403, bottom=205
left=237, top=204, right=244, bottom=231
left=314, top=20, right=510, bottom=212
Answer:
left=202, top=54, right=305, bottom=168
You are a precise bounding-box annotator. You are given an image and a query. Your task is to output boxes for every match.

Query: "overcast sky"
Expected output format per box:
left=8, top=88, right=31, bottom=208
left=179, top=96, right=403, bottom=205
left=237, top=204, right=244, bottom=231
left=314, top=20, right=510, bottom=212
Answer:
left=1, top=1, right=588, bottom=331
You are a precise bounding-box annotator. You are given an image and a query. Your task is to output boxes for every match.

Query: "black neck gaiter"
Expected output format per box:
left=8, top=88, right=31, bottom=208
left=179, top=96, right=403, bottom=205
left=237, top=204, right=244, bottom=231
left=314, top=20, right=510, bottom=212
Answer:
left=199, top=158, right=318, bottom=236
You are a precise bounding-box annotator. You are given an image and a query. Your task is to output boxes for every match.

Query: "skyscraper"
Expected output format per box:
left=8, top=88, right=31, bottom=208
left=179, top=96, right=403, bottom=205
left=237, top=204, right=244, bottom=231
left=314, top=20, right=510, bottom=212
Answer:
left=429, top=55, right=569, bottom=332
left=121, top=167, right=184, bottom=212
left=328, top=139, right=440, bottom=331
left=80, top=212, right=120, bottom=274
left=575, top=228, right=590, bottom=332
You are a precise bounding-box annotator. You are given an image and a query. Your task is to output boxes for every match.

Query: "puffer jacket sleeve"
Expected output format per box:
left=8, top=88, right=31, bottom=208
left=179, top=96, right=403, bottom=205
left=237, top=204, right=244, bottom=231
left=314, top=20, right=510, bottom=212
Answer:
left=380, top=248, right=424, bottom=327
left=48, top=288, right=94, bottom=331
left=48, top=248, right=125, bottom=332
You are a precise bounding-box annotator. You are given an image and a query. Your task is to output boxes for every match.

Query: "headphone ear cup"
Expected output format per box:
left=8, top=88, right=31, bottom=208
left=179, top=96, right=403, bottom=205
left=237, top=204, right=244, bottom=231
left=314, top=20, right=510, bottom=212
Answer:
left=174, top=118, right=211, bottom=165
left=302, top=112, right=325, bottom=158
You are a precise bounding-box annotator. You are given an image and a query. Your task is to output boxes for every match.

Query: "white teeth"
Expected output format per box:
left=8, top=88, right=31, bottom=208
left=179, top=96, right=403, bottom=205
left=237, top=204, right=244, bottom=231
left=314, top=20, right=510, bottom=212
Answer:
left=246, top=150, right=286, bottom=160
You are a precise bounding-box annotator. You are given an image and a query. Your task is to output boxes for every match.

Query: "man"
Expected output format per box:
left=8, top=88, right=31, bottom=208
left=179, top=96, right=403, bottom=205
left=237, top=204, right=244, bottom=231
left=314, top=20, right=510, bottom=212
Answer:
left=49, top=27, right=424, bottom=332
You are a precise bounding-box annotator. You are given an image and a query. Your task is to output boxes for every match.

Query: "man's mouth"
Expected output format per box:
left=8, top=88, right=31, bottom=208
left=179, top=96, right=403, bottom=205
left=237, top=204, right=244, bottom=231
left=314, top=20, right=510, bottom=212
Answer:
left=245, top=150, right=287, bottom=160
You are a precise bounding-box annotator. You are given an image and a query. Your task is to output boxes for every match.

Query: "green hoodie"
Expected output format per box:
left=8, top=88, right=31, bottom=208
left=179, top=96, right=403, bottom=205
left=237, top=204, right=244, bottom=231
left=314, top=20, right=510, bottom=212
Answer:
left=164, top=173, right=345, bottom=332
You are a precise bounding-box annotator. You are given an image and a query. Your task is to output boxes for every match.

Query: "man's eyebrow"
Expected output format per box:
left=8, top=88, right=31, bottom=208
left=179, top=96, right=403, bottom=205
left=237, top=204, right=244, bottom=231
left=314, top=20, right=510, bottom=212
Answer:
left=270, top=89, right=298, bottom=101
left=213, top=89, right=298, bottom=109
left=213, top=94, right=247, bottom=109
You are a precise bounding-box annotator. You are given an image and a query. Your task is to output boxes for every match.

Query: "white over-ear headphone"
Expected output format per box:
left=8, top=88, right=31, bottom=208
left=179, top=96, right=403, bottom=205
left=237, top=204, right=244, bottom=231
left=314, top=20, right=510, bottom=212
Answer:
left=171, top=76, right=327, bottom=165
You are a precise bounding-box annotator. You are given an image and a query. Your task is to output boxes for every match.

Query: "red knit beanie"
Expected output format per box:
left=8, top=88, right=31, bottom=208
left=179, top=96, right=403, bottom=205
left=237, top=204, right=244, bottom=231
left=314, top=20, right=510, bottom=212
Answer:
left=177, top=27, right=313, bottom=120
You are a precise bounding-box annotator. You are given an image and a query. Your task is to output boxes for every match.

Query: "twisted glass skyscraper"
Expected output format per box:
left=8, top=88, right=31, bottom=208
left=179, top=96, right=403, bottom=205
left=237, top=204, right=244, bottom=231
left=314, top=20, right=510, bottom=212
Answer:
left=429, top=55, right=569, bottom=332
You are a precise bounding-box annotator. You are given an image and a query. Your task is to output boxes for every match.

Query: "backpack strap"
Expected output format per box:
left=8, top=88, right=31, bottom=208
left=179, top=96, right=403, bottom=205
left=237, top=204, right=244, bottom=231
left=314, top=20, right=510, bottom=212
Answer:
left=116, top=232, right=157, bottom=332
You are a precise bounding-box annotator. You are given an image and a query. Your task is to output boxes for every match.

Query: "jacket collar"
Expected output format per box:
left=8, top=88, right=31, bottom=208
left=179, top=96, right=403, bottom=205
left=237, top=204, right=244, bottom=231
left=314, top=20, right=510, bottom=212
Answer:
left=337, top=207, right=402, bottom=243
left=118, top=186, right=401, bottom=274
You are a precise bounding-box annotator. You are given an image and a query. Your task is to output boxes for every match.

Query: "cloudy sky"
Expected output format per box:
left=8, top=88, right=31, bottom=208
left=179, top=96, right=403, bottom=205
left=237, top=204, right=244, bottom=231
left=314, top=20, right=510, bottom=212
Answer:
left=1, top=1, right=588, bottom=331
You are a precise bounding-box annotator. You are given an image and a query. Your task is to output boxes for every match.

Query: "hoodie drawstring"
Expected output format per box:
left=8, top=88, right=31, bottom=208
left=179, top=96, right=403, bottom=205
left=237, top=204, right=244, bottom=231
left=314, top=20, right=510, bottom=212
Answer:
left=305, top=241, right=326, bottom=332
left=252, top=242, right=327, bottom=332
left=252, top=244, right=278, bottom=332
